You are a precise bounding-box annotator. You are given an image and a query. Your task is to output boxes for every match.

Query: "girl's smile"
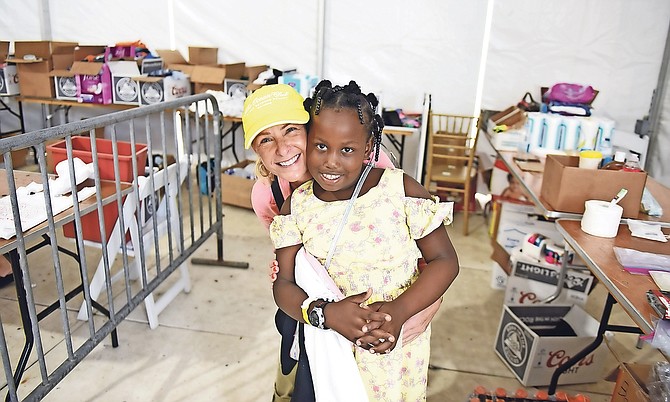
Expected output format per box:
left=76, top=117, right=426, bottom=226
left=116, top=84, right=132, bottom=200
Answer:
left=307, top=108, right=372, bottom=198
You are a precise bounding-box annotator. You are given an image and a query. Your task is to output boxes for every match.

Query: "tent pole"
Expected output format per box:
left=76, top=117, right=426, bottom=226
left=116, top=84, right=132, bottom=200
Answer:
left=316, top=0, right=326, bottom=78
left=38, top=0, right=52, bottom=40
left=647, top=15, right=670, bottom=170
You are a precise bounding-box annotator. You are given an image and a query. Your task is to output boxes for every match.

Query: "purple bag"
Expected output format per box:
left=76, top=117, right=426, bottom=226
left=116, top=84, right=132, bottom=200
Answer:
left=544, top=83, right=596, bottom=104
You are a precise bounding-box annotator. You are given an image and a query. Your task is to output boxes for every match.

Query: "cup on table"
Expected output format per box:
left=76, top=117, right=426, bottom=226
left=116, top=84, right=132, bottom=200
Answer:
left=580, top=199, right=623, bottom=238
left=578, top=150, right=603, bottom=169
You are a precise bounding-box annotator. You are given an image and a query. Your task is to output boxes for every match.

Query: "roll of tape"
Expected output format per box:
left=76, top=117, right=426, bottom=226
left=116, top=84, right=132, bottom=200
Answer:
left=580, top=200, right=623, bottom=238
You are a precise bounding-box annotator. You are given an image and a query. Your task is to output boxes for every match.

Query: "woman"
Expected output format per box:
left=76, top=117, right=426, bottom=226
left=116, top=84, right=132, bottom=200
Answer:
left=242, top=84, right=439, bottom=402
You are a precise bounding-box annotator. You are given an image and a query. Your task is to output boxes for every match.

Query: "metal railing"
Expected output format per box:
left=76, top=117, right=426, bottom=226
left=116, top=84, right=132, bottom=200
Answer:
left=0, top=94, right=229, bottom=401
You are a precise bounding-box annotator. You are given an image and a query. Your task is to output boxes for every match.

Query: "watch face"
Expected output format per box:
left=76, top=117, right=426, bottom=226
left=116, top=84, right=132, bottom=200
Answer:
left=308, top=309, right=320, bottom=327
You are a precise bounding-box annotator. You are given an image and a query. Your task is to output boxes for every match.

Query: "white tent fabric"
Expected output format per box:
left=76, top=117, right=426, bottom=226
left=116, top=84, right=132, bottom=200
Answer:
left=1, top=0, right=669, bottom=182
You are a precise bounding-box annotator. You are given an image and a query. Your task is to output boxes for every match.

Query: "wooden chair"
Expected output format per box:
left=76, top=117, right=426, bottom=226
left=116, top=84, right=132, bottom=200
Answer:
left=424, top=113, right=480, bottom=235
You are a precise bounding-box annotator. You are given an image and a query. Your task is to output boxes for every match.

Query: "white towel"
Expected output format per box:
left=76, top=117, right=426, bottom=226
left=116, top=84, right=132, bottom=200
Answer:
left=294, top=247, right=369, bottom=402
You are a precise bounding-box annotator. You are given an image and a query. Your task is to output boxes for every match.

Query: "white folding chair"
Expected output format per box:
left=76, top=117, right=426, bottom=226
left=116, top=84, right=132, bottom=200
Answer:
left=77, top=156, right=191, bottom=329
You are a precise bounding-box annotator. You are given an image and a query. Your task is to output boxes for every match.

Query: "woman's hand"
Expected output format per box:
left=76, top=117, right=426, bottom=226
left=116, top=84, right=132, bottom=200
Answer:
left=324, top=289, right=393, bottom=348
left=402, top=297, right=442, bottom=344
left=269, top=259, right=279, bottom=285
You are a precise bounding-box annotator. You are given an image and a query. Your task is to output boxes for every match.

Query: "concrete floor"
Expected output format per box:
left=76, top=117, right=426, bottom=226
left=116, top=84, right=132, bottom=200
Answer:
left=0, top=205, right=664, bottom=401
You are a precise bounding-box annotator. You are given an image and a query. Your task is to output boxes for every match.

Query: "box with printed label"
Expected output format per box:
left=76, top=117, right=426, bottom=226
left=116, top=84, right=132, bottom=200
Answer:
left=70, top=61, right=112, bottom=104
left=107, top=60, right=141, bottom=105
left=136, top=73, right=191, bottom=106
left=504, top=249, right=593, bottom=306
left=11, top=41, right=77, bottom=98
left=0, top=42, right=19, bottom=95
left=494, top=304, right=607, bottom=386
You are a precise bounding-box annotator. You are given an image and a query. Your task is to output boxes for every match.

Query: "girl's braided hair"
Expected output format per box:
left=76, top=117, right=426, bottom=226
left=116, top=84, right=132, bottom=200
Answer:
left=303, top=80, right=384, bottom=161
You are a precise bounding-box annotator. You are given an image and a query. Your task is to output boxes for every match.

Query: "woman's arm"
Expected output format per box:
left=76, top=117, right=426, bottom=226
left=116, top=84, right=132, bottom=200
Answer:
left=251, top=179, right=279, bottom=230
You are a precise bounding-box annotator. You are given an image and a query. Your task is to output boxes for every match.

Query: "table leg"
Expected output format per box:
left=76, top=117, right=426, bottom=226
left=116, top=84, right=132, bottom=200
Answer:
left=547, top=293, right=643, bottom=395
left=6, top=250, right=34, bottom=397
left=221, top=121, right=242, bottom=163
left=384, top=133, right=405, bottom=168
left=5, top=235, right=120, bottom=397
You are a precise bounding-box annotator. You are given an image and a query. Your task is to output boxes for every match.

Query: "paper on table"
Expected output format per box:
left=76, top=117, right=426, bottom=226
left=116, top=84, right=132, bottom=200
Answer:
left=0, top=187, right=96, bottom=240
left=0, top=157, right=96, bottom=240
left=628, top=220, right=668, bottom=243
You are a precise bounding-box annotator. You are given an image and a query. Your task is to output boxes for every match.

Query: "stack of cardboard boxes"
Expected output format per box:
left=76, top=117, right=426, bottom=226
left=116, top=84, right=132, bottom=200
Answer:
left=3, top=41, right=272, bottom=107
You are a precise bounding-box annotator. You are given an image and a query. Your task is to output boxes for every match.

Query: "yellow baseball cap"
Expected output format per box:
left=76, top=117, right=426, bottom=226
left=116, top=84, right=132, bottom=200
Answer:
left=242, top=84, right=309, bottom=149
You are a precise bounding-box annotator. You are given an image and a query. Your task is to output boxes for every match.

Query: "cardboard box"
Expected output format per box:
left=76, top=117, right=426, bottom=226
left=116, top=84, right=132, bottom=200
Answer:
left=245, top=64, right=269, bottom=91
left=155, top=47, right=217, bottom=76
left=70, top=61, right=112, bottom=104
left=494, top=304, right=607, bottom=386
left=155, top=49, right=193, bottom=75
left=489, top=106, right=525, bottom=130
left=611, top=363, right=651, bottom=402
left=191, top=63, right=246, bottom=93
left=188, top=47, right=218, bottom=65
left=50, top=46, right=76, bottom=100
left=0, top=42, right=19, bottom=95
left=221, top=159, right=254, bottom=209
left=540, top=154, right=647, bottom=218
left=495, top=201, right=562, bottom=254
left=223, top=78, right=249, bottom=97
left=107, top=60, right=141, bottom=105
left=17, top=61, right=54, bottom=98
left=11, top=41, right=77, bottom=98
left=505, top=249, right=593, bottom=306
left=136, top=73, right=191, bottom=105
left=50, top=46, right=108, bottom=101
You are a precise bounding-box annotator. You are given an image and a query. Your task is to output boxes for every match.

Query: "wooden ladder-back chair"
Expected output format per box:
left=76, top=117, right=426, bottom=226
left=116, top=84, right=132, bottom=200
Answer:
left=424, top=113, right=480, bottom=235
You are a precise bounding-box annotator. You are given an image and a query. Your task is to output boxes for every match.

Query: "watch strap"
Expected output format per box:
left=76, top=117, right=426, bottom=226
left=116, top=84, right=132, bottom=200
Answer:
left=300, top=297, right=316, bottom=324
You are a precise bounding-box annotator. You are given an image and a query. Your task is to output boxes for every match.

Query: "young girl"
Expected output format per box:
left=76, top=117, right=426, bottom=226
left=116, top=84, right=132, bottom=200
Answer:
left=269, top=80, right=459, bottom=400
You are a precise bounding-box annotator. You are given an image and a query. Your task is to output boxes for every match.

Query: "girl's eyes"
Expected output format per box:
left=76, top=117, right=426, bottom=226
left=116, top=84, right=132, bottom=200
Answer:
left=315, top=143, right=327, bottom=151
left=342, top=147, right=354, bottom=154
left=258, top=136, right=273, bottom=145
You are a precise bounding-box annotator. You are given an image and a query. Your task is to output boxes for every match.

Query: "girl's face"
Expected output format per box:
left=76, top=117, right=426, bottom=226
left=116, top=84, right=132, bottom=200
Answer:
left=307, top=108, right=371, bottom=196
left=251, top=123, right=310, bottom=184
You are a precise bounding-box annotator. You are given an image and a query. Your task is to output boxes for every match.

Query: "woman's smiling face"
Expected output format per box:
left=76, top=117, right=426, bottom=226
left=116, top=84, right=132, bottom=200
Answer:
left=252, top=123, right=311, bottom=184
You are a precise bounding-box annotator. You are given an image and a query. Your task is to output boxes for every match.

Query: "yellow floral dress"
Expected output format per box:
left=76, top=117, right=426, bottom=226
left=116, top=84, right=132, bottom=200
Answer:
left=270, top=168, right=453, bottom=402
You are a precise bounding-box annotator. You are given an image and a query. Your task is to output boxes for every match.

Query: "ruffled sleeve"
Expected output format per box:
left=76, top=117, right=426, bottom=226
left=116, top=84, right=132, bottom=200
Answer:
left=404, top=196, right=454, bottom=240
left=269, top=214, right=303, bottom=249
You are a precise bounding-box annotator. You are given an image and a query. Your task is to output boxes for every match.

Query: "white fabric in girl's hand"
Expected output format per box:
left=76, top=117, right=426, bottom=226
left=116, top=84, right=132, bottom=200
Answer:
left=294, top=247, right=369, bottom=402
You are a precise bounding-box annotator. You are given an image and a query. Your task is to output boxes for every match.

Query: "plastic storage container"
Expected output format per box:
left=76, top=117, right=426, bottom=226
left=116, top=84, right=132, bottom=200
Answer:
left=46, top=136, right=148, bottom=242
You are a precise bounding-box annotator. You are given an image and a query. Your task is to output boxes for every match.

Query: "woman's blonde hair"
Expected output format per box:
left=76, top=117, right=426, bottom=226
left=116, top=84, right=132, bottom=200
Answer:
left=254, top=158, right=275, bottom=183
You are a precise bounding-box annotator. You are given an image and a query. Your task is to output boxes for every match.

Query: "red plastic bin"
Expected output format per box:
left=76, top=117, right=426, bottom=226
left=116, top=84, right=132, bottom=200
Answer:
left=46, top=137, right=148, bottom=243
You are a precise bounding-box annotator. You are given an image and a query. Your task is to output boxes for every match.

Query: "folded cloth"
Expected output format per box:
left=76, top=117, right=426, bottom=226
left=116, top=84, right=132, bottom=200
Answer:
left=294, top=246, right=368, bottom=402
left=548, top=101, right=591, bottom=117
